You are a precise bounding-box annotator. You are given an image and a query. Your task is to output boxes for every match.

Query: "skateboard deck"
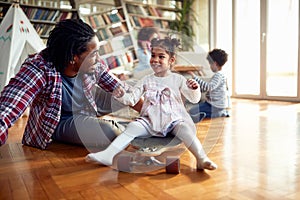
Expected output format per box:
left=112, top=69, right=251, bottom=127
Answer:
left=115, top=135, right=185, bottom=174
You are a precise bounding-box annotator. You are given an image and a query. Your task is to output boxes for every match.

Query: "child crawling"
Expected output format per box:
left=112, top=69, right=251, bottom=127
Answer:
left=86, top=37, right=217, bottom=171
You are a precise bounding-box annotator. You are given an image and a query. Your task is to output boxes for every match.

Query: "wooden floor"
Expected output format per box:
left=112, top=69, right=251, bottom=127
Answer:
left=1, top=98, right=300, bottom=200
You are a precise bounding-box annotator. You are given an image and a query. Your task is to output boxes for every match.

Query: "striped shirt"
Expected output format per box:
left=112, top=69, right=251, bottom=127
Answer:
left=0, top=52, right=120, bottom=149
left=194, top=71, right=228, bottom=108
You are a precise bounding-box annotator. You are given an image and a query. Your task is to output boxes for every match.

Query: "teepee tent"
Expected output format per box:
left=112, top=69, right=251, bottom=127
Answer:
left=0, top=3, right=45, bottom=92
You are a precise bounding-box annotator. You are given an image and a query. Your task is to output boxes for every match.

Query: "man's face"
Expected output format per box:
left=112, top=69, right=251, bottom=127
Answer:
left=77, top=36, right=101, bottom=74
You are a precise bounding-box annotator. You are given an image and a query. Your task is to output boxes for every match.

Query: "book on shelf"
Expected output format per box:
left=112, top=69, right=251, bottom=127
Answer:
left=109, top=26, right=123, bottom=36
left=40, top=9, right=50, bottom=20
left=87, top=15, right=106, bottom=28
left=122, top=35, right=133, bottom=48
left=126, top=49, right=137, bottom=61
left=95, top=31, right=103, bottom=41
left=138, top=17, right=154, bottom=27
left=102, top=13, right=111, bottom=25
left=138, top=5, right=149, bottom=16
left=58, top=11, right=73, bottom=21
left=148, top=6, right=162, bottom=17
left=33, top=8, right=43, bottom=20
left=34, top=23, right=53, bottom=36
left=97, top=28, right=112, bottom=40
left=48, top=10, right=60, bottom=22
left=130, top=16, right=141, bottom=27
left=41, top=24, right=53, bottom=36
left=106, top=55, right=119, bottom=69
left=33, top=23, right=42, bottom=34
left=107, top=12, right=122, bottom=23
left=25, top=7, right=35, bottom=18
left=99, top=42, right=113, bottom=55
left=88, top=15, right=97, bottom=28
left=93, top=16, right=100, bottom=27
left=96, top=15, right=106, bottom=26
left=152, top=19, right=170, bottom=29
left=126, top=4, right=148, bottom=16
left=109, top=23, right=127, bottom=36
left=22, top=7, right=31, bottom=18
left=104, top=52, right=134, bottom=70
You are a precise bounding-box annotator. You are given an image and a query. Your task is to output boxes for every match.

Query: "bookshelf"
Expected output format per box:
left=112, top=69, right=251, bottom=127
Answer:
left=77, top=1, right=137, bottom=72
left=122, top=0, right=177, bottom=31
left=0, top=0, right=78, bottom=39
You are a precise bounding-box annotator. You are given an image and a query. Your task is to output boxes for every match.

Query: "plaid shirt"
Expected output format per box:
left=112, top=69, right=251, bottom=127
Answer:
left=0, top=52, right=120, bottom=149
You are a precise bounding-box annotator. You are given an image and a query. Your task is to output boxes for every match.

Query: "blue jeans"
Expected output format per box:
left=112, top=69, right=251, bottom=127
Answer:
left=53, top=115, right=121, bottom=149
left=53, top=88, right=125, bottom=149
left=189, top=101, right=229, bottom=123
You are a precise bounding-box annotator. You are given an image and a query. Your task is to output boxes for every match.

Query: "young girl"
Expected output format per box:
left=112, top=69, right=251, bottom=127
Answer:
left=87, top=37, right=217, bottom=171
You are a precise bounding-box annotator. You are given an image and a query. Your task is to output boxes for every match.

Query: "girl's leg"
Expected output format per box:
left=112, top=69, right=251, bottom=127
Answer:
left=171, top=122, right=217, bottom=170
left=86, top=121, right=149, bottom=166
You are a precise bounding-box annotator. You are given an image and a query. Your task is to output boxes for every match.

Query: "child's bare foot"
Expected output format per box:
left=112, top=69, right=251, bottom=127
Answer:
left=197, top=158, right=218, bottom=170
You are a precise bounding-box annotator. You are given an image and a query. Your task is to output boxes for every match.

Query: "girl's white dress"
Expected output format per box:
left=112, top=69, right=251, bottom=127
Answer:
left=116, top=72, right=201, bottom=136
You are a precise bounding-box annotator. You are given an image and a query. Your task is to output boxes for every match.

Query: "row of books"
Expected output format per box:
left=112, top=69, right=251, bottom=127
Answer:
left=81, top=11, right=124, bottom=29
left=22, top=7, right=75, bottom=22
left=95, top=23, right=128, bottom=41
left=126, top=4, right=174, bottom=19
left=129, top=16, right=170, bottom=29
left=99, top=42, right=113, bottom=55
left=126, top=4, right=147, bottom=16
left=34, top=23, right=54, bottom=37
left=99, top=35, right=133, bottom=55
left=104, top=50, right=136, bottom=70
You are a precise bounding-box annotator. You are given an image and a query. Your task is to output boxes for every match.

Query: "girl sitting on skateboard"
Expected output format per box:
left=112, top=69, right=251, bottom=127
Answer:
left=87, top=36, right=218, bottom=171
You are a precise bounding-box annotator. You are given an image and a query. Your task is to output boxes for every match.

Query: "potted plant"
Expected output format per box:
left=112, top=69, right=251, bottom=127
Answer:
left=169, top=0, right=196, bottom=51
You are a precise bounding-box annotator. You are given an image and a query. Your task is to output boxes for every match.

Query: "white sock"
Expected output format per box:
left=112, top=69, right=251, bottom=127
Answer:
left=86, top=132, right=134, bottom=166
left=185, top=136, right=218, bottom=170
left=197, top=157, right=218, bottom=170
left=86, top=150, right=115, bottom=166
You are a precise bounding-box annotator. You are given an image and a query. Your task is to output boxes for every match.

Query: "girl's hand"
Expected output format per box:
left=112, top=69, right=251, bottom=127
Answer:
left=187, top=79, right=199, bottom=90
left=112, top=85, right=125, bottom=98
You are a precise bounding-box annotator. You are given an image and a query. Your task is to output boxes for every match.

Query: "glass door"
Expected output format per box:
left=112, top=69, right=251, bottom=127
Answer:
left=265, top=0, right=299, bottom=98
left=232, top=0, right=299, bottom=100
left=233, top=0, right=261, bottom=97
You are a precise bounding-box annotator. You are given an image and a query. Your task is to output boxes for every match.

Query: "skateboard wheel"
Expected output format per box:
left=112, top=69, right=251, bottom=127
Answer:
left=166, top=156, right=180, bottom=174
left=117, top=155, right=132, bottom=172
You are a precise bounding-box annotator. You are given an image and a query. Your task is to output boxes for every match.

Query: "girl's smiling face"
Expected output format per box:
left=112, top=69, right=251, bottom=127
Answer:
left=150, top=47, right=175, bottom=77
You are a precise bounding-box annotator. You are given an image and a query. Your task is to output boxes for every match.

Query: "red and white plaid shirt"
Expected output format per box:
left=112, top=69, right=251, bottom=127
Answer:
left=0, top=52, right=120, bottom=149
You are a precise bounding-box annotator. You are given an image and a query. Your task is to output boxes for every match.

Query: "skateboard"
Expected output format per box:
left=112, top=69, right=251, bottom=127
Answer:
left=115, top=135, right=185, bottom=174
